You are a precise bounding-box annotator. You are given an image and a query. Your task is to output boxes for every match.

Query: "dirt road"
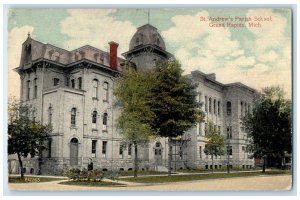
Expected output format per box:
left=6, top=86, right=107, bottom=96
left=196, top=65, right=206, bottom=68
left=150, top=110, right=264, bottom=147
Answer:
left=8, top=175, right=292, bottom=192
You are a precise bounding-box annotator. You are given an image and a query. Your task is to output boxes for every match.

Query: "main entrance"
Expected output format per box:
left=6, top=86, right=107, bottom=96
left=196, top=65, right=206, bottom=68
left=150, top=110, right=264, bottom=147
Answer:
left=70, top=138, right=78, bottom=166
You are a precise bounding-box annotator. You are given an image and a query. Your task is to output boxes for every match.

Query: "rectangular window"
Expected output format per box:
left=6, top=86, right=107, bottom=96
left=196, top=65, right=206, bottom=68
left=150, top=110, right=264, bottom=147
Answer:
left=227, top=126, right=232, bottom=139
left=119, top=144, right=124, bottom=159
left=34, top=78, right=37, bottom=98
left=205, top=96, right=208, bottom=112
left=241, top=101, right=243, bottom=116
left=93, top=79, right=98, bottom=99
left=103, top=82, right=109, bottom=101
left=199, top=146, right=202, bottom=159
left=209, top=98, right=212, bottom=113
left=205, top=123, right=207, bottom=135
left=128, top=143, right=132, bottom=156
left=217, top=101, right=220, bottom=116
left=54, top=78, right=60, bottom=86
left=71, top=79, right=75, bottom=88
left=102, top=141, right=107, bottom=157
left=92, top=140, right=97, bottom=154
left=213, top=99, right=216, bottom=115
left=227, top=146, right=233, bottom=156
left=218, top=126, right=221, bottom=134
left=27, top=80, right=30, bottom=100
left=48, top=139, right=52, bottom=158
left=78, top=77, right=82, bottom=90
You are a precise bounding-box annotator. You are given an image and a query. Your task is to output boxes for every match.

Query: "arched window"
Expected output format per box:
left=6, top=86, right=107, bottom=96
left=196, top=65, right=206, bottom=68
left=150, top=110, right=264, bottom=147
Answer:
left=78, top=77, right=82, bottom=90
left=227, top=101, right=232, bottom=116
left=217, top=101, right=220, bottom=116
left=93, top=79, right=98, bottom=99
left=71, top=79, right=75, bottom=88
left=34, top=78, right=37, bottom=98
left=71, top=108, right=76, bottom=126
left=27, top=80, right=30, bottom=100
left=213, top=99, right=216, bottom=115
left=92, top=111, right=97, bottom=124
left=103, top=112, right=108, bottom=130
left=54, top=78, right=60, bottom=86
left=241, top=101, right=244, bottom=116
left=209, top=97, right=212, bottom=113
left=103, top=82, right=109, bottom=101
left=205, top=96, right=208, bottom=112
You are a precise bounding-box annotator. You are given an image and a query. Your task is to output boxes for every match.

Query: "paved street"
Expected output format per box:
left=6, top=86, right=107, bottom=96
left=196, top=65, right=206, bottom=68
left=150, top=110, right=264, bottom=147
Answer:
left=8, top=175, right=292, bottom=191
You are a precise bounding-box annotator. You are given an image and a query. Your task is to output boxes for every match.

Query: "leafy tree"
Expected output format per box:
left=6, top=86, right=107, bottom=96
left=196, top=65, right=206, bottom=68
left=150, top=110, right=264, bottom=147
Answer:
left=8, top=99, right=52, bottom=178
left=242, top=87, right=292, bottom=172
left=204, top=121, right=225, bottom=173
left=149, top=60, right=205, bottom=176
left=114, top=69, right=157, bottom=178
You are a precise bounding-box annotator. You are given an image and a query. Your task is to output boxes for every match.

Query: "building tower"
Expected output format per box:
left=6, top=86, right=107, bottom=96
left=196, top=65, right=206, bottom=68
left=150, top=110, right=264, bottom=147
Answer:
left=122, top=24, right=173, bottom=71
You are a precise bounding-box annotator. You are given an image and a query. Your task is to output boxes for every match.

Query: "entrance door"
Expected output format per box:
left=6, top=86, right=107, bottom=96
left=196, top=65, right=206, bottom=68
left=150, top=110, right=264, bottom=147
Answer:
left=154, top=142, right=162, bottom=165
left=70, top=138, right=78, bottom=166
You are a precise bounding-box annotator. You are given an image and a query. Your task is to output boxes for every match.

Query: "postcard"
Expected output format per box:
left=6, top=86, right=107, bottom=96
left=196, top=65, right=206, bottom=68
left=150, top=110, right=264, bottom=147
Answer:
left=6, top=7, right=292, bottom=192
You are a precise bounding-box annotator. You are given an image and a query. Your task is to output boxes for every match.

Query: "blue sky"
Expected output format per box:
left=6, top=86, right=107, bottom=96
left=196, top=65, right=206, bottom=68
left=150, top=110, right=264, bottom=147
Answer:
left=8, top=8, right=292, bottom=99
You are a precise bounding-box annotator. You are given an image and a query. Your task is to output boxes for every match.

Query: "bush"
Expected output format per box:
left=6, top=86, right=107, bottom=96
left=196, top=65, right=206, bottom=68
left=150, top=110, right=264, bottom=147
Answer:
left=64, top=168, right=81, bottom=181
left=64, top=168, right=104, bottom=182
left=89, top=169, right=104, bottom=182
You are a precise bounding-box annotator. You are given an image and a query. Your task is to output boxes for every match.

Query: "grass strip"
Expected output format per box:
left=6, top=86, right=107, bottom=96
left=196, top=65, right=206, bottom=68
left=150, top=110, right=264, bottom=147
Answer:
left=120, top=170, right=291, bottom=183
left=59, top=180, right=125, bottom=187
left=9, top=176, right=66, bottom=183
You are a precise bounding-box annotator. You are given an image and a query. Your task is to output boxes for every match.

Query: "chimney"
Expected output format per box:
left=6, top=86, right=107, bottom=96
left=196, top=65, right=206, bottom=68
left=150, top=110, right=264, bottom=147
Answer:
left=109, top=41, right=119, bottom=71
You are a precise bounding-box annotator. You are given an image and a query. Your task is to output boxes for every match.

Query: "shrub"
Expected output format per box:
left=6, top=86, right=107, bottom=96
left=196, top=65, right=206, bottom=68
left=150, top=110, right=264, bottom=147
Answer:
left=89, top=169, right=104, bottom=182
left=64, top=168, right=104, bottom=182
left=64, top=168, right=81, bottom=181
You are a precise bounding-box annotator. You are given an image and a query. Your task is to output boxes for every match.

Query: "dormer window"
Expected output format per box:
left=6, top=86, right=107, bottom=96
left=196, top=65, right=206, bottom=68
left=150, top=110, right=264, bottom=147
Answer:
left=156, top=38, right=160, bottom=45
left=24, top=43, right=32, bottom=64
left=136, top=37, right=140, bottom=45
left=53, top=78, right=60, bottom=86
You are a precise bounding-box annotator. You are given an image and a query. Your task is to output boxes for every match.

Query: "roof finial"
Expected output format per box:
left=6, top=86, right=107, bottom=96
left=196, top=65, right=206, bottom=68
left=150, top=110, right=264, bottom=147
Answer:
left=27, top=32, right=31, bottom=38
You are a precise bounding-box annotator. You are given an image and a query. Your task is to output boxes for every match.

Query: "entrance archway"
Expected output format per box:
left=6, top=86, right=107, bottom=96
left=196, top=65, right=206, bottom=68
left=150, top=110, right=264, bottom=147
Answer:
left=70, top=138, right=78, bottom=166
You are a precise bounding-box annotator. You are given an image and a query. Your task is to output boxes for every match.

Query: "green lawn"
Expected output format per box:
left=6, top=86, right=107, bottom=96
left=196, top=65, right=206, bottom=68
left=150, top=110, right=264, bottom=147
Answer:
left=120, top=170, right=291, bottom=183
left=118, top=170, right=169, bottom=176
left=59, top=180, right=125, bottom=187
left=9, top=176, right=66, bottom=183
left=176, top=167, right=258, bottom=173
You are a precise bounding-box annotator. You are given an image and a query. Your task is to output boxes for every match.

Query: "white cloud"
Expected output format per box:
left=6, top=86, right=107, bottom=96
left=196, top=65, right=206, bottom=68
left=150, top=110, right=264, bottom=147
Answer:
left=257, top=50, right=278, bottom=63
left=161, top=10, right=291, bottom=98
left=60, top=9, right=137, bottom=56
left=8, top=26, right=35, bottom=100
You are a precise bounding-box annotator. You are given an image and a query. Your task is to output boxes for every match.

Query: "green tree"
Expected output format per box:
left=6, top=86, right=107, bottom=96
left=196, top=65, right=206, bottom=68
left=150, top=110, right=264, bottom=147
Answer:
left=204, top=121, right=225, bottom=173
left=149, top=60, right=205, bottom=176
left=242, top=87, right=292, bottom=172
left=8, top=99, right=52, bottom=179
left=114, top=69, right=157, bottom=178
